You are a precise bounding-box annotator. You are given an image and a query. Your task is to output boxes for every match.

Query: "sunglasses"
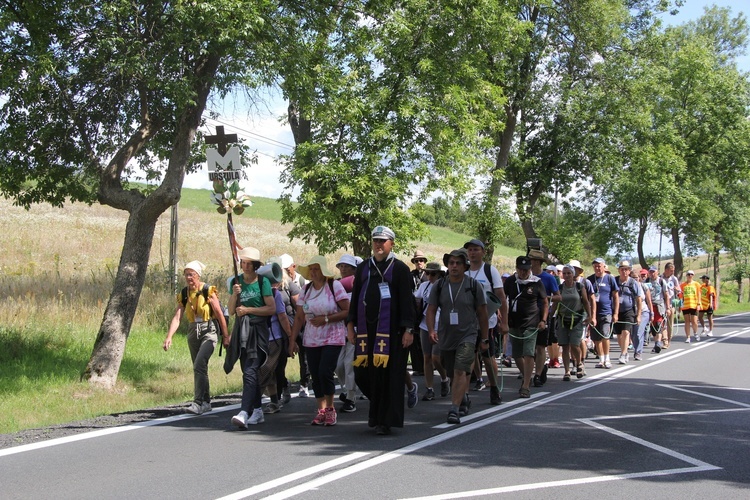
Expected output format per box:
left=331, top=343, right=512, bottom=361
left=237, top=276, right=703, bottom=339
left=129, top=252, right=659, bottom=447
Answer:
left=414, top=259, right=427, bottom=263
left=425, top=271, right=439, bottom=276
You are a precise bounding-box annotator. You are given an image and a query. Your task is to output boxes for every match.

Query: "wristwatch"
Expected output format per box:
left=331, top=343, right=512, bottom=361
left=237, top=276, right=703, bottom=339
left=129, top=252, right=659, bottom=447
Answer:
left=324, top=315, right=329, bottom=324
left=481, top=338, right=490, bottom=344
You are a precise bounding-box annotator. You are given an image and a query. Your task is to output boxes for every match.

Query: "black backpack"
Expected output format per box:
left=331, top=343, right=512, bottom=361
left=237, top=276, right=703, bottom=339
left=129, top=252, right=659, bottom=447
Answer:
left=181, top=283, right=230, bottom=338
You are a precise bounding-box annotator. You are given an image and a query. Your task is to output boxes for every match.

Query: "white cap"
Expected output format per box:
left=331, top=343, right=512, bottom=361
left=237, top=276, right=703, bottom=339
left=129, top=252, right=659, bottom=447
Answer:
left=279, top=253, right=294, bottom=269
left=184, top=260, right=205, bottom=276
left=336, top=254, right=357, bottom=268
left=687, top=270, right=695, bottom=275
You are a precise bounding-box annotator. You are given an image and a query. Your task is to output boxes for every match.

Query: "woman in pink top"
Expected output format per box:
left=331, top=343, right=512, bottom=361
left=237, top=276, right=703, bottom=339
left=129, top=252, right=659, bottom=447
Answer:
left=290, top=256, right=350, bottom=426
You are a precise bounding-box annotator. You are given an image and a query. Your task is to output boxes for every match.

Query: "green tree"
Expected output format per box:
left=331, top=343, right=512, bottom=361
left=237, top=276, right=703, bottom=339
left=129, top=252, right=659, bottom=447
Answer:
left=0, top=1, right=272, bottom=387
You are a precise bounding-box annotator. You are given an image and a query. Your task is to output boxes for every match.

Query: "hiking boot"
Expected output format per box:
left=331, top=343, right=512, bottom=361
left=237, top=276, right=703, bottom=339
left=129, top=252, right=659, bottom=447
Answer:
left=407, top=382, right=419, bottom=408
left=248, top=408, right=264, bottom=425
left=422, top=388, right=435, bottom=401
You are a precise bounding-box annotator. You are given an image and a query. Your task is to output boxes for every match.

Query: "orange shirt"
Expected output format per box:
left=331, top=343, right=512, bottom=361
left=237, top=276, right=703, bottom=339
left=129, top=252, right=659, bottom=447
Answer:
left=700, top=284, right=716, bottom=310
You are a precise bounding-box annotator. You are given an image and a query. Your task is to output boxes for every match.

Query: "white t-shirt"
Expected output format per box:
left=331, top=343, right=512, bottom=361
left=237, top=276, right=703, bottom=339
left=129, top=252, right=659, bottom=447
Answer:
left=415, top=280, right=440, bottom=331
left=466, top=264, right=503, bottom=329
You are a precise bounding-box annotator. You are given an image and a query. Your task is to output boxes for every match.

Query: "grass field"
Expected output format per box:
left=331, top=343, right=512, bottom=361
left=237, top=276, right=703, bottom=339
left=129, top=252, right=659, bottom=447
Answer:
left=1, top=192, right=748, bottom=435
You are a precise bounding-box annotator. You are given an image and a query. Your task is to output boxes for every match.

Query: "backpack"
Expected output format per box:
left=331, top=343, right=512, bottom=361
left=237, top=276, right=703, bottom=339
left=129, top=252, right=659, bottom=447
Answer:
left=181, top=283, right=230, bottom=355
left=618, top=277, right=640, bottom=313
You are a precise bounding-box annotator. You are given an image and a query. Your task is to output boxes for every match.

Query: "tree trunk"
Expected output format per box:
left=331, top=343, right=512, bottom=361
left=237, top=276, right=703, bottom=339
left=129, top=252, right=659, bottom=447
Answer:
left=671, top=226, right=684, bottom=278
left=637, top=217, right=648, bottom=269
left=83, top=213, right=157, bottom=387
left=83, top=52, right=221, bottom=388
left=712, top=236, right=721, bottom=308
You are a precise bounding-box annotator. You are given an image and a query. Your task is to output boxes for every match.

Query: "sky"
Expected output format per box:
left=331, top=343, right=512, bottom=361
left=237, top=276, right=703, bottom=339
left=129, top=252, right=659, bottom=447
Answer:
left=180, top=1, right=748, bottom=257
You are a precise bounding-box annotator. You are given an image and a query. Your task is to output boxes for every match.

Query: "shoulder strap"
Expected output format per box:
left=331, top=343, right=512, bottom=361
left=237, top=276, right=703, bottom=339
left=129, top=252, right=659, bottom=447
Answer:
left=180, top=287, right=188, bottom=307
left=484, top=262, right=494, bottom=290
left=201, top=283, right=210, bottom=301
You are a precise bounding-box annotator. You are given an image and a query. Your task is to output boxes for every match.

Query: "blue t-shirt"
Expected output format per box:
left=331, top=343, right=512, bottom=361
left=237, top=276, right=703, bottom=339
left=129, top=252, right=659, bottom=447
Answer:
left=587, top=273, right=619, bottom=316
left=536, top=272, right=560, bottom=296
left=269, top=290, right=287, bottom=341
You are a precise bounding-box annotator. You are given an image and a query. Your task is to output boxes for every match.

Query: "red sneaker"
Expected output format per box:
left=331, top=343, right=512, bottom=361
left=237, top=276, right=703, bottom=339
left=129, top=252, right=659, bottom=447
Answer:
left=311, top=409, right=326, bottom=425
left=324, top=407, right=337, bottom=426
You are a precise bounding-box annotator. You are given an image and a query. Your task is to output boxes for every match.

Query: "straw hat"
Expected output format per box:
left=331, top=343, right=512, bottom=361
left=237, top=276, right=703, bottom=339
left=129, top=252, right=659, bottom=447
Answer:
left=298, top=255, right=335, bottom=279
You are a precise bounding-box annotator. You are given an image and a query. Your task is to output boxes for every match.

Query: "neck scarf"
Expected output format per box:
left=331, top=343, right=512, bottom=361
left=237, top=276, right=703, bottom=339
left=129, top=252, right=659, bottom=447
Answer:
left=354, top=257, right=395, bottom=368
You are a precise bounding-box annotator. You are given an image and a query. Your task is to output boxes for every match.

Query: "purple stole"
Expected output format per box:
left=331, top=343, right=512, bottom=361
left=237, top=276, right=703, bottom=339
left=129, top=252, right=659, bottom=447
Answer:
left=353, top=257, right=394, bottom=368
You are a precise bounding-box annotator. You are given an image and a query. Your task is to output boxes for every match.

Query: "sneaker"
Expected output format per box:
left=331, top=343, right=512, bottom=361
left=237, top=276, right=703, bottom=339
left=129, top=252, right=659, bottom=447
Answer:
left=231, top=411, right=248, bottom=429
left=407, top=382, right=419, bottom=408
left=694, top=334, right=700, bottom=342
left=248, top=408, right=264, bottom=425
left=339, top=392, right=347, bottom=403
left=706, top=330, right=713, bottom=337
left=653, top=341, right=662, bottom=353
left=441, top=378, right=451, bottom=397
left=324, top=407, right=337, bottom=426
left=186, top=402, right=203, bottom=415
left=473, top=379, right=486, bottom=391
left=685, top=337, right=691, bottom=344
left=201, top=401, right=212, bottom=414
left=341, top=399, right=357, bottom=413
left=263, top=402, right=281, bottom=414
left=549, top=359, right=561, bottom=368
left=490, top=386, right=502, bottom=405
left=501, top=356, right=512, bottom=368
left=299, top=385, right=310, bottom=398
left=634, top=353, right=642, bottom=361
left=540, top=364, right=548, bottom=384
left=604, top=360, right=612, bottom=369
left=281, top=387, right=291, bottom=405
left=447, top=409, right=460, bottom=424
left=311, top=409, right=326, bottom=425
left=533, top=375, right=542, bottom=387
left=422, top=388, right=435, bottom=401
left=618, top=354, right=627, bottom=365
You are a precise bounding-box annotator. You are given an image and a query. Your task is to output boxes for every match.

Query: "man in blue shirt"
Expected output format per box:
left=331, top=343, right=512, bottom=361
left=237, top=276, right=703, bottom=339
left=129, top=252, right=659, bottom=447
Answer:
left=586, top=258, right=620, bottom=368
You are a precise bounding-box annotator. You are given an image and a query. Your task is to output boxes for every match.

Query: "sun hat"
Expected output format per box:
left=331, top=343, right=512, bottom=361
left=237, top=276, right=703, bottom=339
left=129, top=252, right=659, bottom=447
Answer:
left=184, top=260, right=206, bottom=276
left=298, top=255, right=335, bottom=279
left=238, top=247, right=262, bottom=263
left=556, top=264, right=564, bottom=272
left=568, top=260, right=583, bottom=271
left=354, top=256, right=364, bottom=265
left=425, top=262, right=442, bottom=272
left=371, top=225, right=395, bottom=240
left=443, top=248, right=470, bottom=267
left=411, top=250, right=427, bottom=263
left=527, top=249, right=545, bottom=261
left=546, top=264, right=557, bottom=272
left=618, top=259, right=632, bottom=269
left=336, top=254, right=357, bottom=268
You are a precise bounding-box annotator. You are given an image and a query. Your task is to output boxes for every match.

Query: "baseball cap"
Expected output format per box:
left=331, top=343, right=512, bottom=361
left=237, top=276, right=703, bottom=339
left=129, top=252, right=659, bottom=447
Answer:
left=516, top=256, right=532, bottom=270
left=649, top=266, right=658, bottom=272
left=592, top=257, right=606, bottom=265
left=371, top=225, right=395, bottom=241
left=687, top=270, right=695, bottom=275
left=701, top=274, right=709, bottom=280
left=463, top=239, right=485, bottom=250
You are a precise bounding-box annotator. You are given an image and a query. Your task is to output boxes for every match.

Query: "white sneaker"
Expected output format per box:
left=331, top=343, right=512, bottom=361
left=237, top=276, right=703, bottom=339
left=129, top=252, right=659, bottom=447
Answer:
left=201, top=402, right=212, bottom=414
left=299, top=385, right=309, bottom=398
left=706, top=330, right=713, bottom=337
left=685, top=336, right=691, bottom=344
left=232, top=411, right=249, bottom=429
left=604, top=360, right=612, bottom=369
left=618, top=354, right=627, bottom=365
left=248, top=408, right=265, bottom=425
left=695, top=334, right=701, bottom=342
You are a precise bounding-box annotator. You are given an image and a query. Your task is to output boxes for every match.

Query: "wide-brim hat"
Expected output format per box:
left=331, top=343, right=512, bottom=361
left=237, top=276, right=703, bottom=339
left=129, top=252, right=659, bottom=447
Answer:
left=618, top=259, right=632, bottom=269
left=411, top=250, right=427, bottom=263
left=527, top=249, right=545, bottom=261
left=425, top=262, right=443, bottom=273
left=298, top=255, right=335, bottom=279
left=568, top=260, right=583, bottom=271
left=238, top=247, right=262, bottom=263
left=443, top=248, right=470, bottom=268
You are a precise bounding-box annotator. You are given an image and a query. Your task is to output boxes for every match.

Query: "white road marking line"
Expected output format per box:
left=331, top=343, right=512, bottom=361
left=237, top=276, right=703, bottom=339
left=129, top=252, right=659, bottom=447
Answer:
left=0, top=403, right=239, bottom=459
left=432, top=392, right=549, bottom=429
left=656, top=384, right=750, bottom=407
left=213, top=452, right=369, bottom=500
left=399, top=466, right=720, bottom=499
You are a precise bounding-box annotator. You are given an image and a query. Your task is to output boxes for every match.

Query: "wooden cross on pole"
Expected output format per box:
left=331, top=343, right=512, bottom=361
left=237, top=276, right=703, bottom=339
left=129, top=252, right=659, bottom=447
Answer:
left=205, top=126, right=238, bottom=155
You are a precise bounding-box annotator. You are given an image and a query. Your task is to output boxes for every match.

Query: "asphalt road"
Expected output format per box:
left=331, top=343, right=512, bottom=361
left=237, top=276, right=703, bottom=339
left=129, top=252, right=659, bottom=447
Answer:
left=2, top=314, right=749, bottom=499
